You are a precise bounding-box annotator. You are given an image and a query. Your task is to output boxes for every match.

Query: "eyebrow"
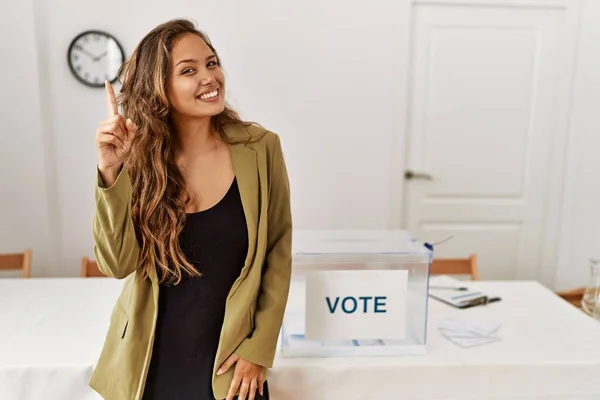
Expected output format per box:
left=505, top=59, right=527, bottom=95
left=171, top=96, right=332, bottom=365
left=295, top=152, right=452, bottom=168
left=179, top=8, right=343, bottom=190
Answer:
left=176, top=54, right=217, bottom=66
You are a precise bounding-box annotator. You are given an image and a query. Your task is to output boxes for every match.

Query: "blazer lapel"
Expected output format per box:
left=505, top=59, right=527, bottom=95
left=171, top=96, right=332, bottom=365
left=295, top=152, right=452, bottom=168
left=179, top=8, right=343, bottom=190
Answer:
left=229, top=140, right=259, bottom=279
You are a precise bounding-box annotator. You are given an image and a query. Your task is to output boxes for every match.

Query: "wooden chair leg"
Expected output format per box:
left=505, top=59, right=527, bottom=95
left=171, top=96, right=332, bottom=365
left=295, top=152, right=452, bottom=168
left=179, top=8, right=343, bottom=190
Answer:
left=22, top=249, right=32, bottom=278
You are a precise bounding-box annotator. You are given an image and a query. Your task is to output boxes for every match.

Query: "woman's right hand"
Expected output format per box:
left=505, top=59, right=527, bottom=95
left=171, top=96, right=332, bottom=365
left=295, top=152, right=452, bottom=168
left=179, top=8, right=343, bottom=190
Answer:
left=96, top=81, right=137, bottom=186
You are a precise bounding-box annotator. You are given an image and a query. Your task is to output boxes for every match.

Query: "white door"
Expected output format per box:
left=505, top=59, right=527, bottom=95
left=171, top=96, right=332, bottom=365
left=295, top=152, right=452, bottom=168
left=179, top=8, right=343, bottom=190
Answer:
left=403, top=1, right=579, bottom=281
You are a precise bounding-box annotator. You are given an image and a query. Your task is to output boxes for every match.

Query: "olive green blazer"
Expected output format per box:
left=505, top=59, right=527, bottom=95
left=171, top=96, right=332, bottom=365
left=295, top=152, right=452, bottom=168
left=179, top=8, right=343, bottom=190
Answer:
left=89, top=124, right=292, bottom=400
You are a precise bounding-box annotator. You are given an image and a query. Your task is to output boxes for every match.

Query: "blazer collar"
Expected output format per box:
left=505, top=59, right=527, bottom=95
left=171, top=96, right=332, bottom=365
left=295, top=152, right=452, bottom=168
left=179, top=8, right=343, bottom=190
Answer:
left=224, top=123, right=252, bottom=143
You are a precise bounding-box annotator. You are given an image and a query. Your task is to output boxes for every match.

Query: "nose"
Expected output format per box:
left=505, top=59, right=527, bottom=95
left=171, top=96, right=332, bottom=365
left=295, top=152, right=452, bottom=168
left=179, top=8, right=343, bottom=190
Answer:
left=200, top=73, right=216, bottom=86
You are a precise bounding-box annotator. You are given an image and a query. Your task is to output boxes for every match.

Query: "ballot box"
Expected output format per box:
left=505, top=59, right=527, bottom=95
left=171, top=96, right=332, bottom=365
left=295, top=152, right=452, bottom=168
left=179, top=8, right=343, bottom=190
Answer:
left=279, top=230, right=433, bottom=358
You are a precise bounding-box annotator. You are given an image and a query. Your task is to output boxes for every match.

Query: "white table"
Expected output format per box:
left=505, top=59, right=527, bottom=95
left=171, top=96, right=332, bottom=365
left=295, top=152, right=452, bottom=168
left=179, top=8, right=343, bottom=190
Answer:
left=0, top=278, right=121, bottom=400
left=270, top=281, right=600, bottom=400
left=1, top=279, right=599, bottom=400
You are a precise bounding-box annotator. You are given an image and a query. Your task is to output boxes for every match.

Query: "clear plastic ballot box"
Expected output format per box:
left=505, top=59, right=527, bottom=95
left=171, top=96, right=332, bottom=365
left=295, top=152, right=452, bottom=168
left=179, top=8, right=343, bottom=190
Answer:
left=279, top=230, right=433, bottom=358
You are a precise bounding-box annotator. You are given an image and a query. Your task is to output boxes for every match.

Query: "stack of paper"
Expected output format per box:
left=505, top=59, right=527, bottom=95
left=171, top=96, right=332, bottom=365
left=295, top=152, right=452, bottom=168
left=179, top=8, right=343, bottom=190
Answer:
left=438, top=316, right=502, bottom=348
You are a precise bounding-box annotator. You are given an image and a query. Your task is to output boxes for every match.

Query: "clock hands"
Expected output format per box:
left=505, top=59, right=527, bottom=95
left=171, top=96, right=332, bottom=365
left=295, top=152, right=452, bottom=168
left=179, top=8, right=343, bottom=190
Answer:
left=77, top=46, right=98, bottom=60
left=77, top=46, right=108, bottom=62
left=93, top=52, right=108, bottom=62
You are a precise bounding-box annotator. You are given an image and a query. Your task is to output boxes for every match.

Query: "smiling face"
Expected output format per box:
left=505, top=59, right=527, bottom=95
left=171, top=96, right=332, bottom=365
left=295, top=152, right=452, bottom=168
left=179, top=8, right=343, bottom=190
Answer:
left=166, top=32, right=225, bottom=120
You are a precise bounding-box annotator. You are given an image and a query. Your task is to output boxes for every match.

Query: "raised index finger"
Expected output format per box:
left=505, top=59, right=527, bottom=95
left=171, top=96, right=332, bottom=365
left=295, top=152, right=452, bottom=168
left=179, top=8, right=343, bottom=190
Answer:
left=105, top=80, right=118, bottom=117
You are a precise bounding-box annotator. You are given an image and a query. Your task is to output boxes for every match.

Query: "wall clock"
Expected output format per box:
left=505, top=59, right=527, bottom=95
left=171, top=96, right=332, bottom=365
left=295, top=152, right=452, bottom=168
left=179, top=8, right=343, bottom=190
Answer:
left=67, top=30, right=125, bottom=88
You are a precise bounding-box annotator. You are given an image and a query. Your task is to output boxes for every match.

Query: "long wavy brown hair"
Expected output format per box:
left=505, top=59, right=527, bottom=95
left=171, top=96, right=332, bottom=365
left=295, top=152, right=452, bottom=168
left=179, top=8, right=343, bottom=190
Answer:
left=116, top=18, right=248, bottom=285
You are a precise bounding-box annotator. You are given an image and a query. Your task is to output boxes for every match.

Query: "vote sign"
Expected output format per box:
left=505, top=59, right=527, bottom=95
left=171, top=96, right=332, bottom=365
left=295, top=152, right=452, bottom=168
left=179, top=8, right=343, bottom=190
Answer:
left=305, top=270, right=408, bottom=341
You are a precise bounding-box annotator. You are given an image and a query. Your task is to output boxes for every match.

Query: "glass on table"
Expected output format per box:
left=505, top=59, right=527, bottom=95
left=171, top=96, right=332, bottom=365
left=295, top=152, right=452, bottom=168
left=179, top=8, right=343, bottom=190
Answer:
left=582, top=259, right=600, bottom=319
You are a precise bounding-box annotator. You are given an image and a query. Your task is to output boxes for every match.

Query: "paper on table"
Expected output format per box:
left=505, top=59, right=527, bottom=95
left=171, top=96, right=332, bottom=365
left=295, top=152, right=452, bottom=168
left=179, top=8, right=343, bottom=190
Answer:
left=440, top=335, right=501, bottom=348
left=438, top=315, right=502, bottom=348
left=439, top=316, right=501, bottom=337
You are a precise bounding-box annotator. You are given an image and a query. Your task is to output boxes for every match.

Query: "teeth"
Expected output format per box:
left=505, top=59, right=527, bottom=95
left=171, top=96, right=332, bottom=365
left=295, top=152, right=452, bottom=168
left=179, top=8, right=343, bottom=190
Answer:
left=200, top=90, right=218, bottom=100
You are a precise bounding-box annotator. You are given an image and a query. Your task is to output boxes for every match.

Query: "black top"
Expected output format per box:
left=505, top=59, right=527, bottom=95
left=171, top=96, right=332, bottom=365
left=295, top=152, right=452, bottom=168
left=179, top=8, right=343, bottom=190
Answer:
left=142, top=178, right=250, bottom=400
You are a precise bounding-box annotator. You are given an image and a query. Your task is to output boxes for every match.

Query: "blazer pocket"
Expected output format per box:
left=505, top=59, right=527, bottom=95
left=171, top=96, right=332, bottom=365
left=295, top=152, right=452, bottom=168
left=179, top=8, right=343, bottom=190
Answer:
left=111, top=304, right=129, bottom=340
left=248, top=303, right=256, bottom=330
left=120, top=318, right=129, bottom=339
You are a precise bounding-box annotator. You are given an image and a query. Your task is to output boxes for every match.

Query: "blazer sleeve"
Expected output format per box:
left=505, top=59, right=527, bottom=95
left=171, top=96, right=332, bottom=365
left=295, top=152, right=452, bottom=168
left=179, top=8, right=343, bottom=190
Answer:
left=92, top=167, right=140, bottom=279
left=234, top=133, right=293, bottom=368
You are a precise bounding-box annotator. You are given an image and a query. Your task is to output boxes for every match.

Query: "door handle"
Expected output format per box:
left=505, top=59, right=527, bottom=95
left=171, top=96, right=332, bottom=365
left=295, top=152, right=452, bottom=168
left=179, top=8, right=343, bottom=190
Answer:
left=404, top=170, right=433, bottom=180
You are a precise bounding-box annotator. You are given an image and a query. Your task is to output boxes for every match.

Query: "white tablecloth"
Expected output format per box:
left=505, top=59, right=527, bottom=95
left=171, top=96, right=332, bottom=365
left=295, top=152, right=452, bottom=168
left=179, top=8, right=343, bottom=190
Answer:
left=1, top=278, right=599, bottom=400
left=271, top=281, right=600, bottom=400
left=0, top=278, right=122, bottom=400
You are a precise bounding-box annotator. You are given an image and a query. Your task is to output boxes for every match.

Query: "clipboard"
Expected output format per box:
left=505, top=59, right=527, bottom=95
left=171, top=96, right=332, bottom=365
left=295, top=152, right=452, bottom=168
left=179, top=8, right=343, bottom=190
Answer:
left=428, top=275, right=501, bottom=309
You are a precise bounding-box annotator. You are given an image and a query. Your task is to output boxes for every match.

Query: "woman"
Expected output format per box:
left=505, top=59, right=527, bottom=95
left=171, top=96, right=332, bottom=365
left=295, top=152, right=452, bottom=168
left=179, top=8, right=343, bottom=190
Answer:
left=89, top=18, right=292, bottom=400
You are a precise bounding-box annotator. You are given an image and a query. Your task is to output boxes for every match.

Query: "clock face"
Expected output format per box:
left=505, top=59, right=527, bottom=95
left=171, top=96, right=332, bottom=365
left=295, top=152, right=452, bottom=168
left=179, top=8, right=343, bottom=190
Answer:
left=68, top=30, right=125, bottom=88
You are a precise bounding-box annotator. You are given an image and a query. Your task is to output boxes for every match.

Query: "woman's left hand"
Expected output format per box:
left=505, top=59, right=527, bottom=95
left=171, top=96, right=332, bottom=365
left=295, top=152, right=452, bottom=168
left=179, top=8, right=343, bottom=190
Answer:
left=218, top=354, right=264, bottom=400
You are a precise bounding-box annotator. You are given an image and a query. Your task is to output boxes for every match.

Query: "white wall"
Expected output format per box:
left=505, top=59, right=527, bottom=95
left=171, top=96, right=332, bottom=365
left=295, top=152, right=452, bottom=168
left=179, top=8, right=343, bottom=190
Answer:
left=3, top=0, right=411, bottom=276
left=0, top=0, right=55, bottom=275
left=1, top=0, right=598, bottom=288
left=555, top=0, right=600, bottom=291
left=31, top=0, right=243, bottom=276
